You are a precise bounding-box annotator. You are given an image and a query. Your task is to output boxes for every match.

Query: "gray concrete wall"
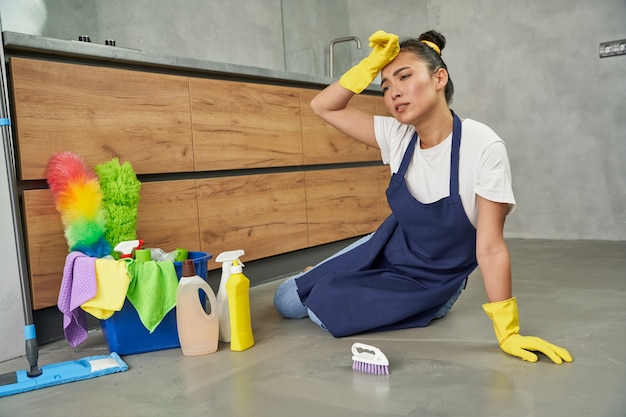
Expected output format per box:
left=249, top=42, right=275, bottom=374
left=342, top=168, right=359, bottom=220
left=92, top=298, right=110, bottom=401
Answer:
left=282, top=0, right=350, bottom=76
left=0, top=0, right=286, bottom=69
left=96, top=0, right=285, bottom=69
left=425, top=0, right=626, bottom=240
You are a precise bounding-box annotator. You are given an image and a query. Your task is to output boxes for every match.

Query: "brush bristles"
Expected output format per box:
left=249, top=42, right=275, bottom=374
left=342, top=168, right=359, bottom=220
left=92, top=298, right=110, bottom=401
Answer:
left=353, top=360, right=389, bottom=375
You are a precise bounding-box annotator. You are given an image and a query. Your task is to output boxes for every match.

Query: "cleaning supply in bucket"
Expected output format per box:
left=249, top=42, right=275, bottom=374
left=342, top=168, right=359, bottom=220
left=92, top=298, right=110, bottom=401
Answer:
left=80, top=258, right=130, bottom=320
left=134, top=249, right=152, bottom=261
left=176, top=260, right=219, bottom=356
left=114, top=239, right=144, bottom=259
left=126, top=259, right=178, bottom=333
left=226, top=259, right=254, bottom=351
left=46, top=151, right=111, bottom=258
left=351, top=343, right=389, bottom=375
left=175, top=248, right=188, bottom=262
left=94, top=157, right=141, bottom=250
left=215, top=249, right=245, bottom=343
left=57, top=252, right=98, bottom=347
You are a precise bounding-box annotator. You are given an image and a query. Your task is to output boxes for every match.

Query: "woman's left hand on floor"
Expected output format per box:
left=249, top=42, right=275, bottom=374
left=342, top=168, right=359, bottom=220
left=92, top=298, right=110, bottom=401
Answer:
left=483, top=297, right=573, bottom=364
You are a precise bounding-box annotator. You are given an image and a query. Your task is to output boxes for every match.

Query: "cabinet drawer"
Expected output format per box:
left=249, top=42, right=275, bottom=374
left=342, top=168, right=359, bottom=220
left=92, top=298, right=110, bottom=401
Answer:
left=10, top=58, right=194, bottom=180
left=135, top=180, right=202, bottom=252
left=190, top=78, right=303, bottom=171
left=197, top=172, right=308, bottom=265
left=305, top=166, right=383, bottom=246
left=300, top=89, right=382, bottom=165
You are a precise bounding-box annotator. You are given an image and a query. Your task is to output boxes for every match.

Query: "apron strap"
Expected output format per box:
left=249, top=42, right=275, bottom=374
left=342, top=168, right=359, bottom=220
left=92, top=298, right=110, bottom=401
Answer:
left=449, top=111, right=462, bottom=197
left=396, top=132, right=417, bottom=177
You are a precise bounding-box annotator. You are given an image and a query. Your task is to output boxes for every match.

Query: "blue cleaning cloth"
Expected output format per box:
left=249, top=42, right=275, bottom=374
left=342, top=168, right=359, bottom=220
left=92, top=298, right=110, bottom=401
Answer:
left=125, top=260, right=179, bottom=333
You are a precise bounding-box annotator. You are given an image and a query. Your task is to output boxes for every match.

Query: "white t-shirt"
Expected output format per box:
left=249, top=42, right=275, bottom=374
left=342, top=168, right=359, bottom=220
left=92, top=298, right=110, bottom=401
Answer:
left=374, top=116, right=516, bottom=227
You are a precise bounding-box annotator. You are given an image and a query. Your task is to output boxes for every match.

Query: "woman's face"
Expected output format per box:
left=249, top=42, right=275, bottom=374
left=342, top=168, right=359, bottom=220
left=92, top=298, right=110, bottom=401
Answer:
left=380, top=51, right=445, bottom=125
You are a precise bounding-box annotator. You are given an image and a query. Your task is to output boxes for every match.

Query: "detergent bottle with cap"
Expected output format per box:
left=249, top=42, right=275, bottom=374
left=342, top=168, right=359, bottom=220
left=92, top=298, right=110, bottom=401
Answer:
left=226, top=258, right=254, bottom=351
left=176, top=260, right=219, bottom=356
left=215, top=249, right=245, bottom=343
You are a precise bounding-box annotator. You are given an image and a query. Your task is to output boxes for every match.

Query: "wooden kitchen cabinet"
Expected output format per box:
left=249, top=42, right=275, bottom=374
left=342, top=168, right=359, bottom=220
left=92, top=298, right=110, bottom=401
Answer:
left=9, top=57, right=385, bottom=309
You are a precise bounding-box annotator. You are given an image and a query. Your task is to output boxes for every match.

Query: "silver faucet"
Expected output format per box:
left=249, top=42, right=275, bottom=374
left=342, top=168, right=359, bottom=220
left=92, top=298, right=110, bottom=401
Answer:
left=329, top=36, right=362, bottom=77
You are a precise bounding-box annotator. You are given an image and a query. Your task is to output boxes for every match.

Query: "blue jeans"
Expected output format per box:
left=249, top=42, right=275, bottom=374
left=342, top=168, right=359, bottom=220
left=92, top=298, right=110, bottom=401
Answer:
left=273, top=234, right=467, bottom=330
left=273, top=234, right=373, bottom=329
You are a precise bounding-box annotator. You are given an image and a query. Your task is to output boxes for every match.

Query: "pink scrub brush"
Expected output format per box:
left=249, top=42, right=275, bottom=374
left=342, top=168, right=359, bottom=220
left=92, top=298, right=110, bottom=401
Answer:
left=351, top=343, right=389, bottom=375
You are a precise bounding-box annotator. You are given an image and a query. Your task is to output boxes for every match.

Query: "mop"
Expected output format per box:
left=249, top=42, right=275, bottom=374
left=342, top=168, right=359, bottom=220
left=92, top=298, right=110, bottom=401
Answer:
left=0, top=151, right=128, bottom=397
left=0, top=344, right=128, bottom=397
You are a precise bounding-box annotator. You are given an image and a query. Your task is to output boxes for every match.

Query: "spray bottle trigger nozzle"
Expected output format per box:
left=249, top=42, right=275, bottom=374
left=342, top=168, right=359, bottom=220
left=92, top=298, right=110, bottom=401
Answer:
left=114, top=239, right=144, bottom=258
left=216, top=249, right=245, bottom=263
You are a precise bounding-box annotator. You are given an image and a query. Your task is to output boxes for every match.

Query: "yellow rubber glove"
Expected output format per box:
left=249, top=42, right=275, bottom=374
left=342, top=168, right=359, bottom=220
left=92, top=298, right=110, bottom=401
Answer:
left=482, top=297, right=573, bottom=364
left=339, top=30, right=400, bottom=94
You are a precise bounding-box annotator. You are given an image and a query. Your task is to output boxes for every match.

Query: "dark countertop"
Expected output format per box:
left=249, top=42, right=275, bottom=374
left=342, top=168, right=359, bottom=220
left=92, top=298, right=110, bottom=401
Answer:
left=2, top=31, right=381, bottom=94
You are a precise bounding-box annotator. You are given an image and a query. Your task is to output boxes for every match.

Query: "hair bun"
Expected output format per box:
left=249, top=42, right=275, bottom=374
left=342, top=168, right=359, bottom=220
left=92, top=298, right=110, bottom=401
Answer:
left=418, top=30, right=446, bottom=53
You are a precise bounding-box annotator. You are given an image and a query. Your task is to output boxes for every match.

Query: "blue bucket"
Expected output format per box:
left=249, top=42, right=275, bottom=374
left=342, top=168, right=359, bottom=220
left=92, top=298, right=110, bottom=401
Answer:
left=101, top=251, right=212, bottom=355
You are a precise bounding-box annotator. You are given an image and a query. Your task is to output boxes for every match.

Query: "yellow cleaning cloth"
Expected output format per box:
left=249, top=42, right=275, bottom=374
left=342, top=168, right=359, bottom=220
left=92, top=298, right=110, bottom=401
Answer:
left=125, top=260, right=179, bottom=333
left=81, top=259, right=131, bottom=319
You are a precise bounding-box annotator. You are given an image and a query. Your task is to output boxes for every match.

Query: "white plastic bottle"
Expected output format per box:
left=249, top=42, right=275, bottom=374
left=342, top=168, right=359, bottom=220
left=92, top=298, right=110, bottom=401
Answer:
left=215, top=249, right=244, bottom=343
left=176, top=260, right=219, bottom=356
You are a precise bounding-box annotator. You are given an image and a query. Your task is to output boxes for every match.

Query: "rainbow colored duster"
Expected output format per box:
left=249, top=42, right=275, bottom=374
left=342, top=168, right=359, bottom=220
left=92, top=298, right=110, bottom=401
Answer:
left=46, top=152, right=111, bottom=258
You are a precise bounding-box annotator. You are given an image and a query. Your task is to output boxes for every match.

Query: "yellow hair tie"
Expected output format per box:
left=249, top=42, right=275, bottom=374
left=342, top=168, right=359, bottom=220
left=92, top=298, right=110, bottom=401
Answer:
left=421, top=40, right=441, bottom=55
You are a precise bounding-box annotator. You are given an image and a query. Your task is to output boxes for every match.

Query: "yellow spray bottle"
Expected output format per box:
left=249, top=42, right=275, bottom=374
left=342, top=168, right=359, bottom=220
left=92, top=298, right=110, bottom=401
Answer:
left=226, top=259, right=254, bottom=351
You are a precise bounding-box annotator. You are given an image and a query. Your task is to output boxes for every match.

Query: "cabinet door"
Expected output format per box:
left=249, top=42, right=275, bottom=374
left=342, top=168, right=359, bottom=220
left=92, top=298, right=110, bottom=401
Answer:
left=190, top=78, right=303, bottom=171
left=22, top=189, right=66, bottom=309
left=22, top=181, right=201, bottom=310
left=300, top=89, right=382, bottom=165
left=197, top=172, right=308, bottom=266
left=305, top=167, right=383, bottom=246
left=10, top=58, right=194, bottom=180
left=135, top=180, right=201, bottom=252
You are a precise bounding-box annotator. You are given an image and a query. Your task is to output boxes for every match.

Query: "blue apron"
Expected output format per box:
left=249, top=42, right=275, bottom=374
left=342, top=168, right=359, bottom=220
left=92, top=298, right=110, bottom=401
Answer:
left=296, top=112, right=477, bottom=337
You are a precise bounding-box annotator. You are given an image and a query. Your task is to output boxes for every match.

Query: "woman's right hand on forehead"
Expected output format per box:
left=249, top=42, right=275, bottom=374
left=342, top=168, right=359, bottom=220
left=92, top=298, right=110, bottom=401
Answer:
left=339, top=30, right=399, bottom=94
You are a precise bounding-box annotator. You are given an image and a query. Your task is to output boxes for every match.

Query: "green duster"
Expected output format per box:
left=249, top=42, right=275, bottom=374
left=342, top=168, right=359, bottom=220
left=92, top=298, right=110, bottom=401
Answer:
left=95, top=158, right=141, bottom=252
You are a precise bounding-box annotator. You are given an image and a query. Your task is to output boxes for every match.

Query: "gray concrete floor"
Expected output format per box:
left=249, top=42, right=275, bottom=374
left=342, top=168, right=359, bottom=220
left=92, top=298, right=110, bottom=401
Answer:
left=0, top=239, right=624, bottom=417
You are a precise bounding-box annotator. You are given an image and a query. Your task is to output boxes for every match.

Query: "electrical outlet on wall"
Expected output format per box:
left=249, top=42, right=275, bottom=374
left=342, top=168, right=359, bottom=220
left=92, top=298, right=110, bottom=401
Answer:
left=599, top=39, right=626, bottom=58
